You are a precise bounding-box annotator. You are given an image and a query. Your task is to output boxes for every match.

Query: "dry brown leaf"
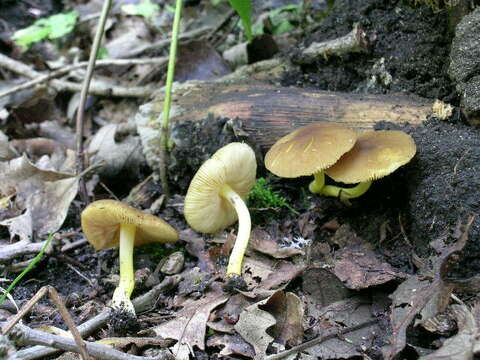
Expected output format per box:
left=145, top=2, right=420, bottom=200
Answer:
left=207, top=334, right=255, bottom=358
left=333, top=245, right=401, bottom=289
left=303, top=267, right=351, bottom=311
left=0, top=156, right=78, bottom=240
left=208, top=294, right=252, bottom=334
left=234, top=295, right=276, bottom=359
left=152, top=284, right=228, bottom=360
left=88, top=124, right=145, bottom=179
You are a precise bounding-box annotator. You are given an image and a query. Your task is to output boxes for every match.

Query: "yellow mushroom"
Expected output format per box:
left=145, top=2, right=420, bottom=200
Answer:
left=81, top=200, right=178, bottom=316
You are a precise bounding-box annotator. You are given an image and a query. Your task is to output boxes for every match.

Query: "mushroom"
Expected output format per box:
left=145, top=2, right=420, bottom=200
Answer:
left=264, top=122, right=357, bottom=193
left=184, top=142, right=256, bottom=279
left=81, top=199, right=178, bottom=315
left=321, top=130, right=416, bottom=199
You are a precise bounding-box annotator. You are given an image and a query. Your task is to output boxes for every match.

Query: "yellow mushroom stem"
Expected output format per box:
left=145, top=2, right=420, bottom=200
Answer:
left=308, top=171, right=326, bottom=194
left=111, top=223, right=136, bottom=314
left=320, top=180, right=373, bottom=200
left=220, top=184, right=251, bottom=277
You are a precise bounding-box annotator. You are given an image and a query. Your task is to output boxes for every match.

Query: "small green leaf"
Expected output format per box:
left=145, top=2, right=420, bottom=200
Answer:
left=12, top=12, right=78, bottom=49
left=121, top=0, right=160, bottom=19
left=228, top=0, right=253, bottom=41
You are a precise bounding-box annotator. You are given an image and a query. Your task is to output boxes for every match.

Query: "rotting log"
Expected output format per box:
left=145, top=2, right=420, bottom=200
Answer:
left=161, top=83, right=433, bottom=150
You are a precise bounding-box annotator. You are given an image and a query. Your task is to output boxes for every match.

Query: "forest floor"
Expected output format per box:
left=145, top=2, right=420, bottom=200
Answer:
left=0, top=0, right=479, bottom=359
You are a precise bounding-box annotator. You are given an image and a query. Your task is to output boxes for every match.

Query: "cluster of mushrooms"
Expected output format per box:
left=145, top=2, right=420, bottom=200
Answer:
left=80, top=122, right=416, bottom=318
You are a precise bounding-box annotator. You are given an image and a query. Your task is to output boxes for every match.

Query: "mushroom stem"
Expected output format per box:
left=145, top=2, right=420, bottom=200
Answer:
left=220, top=184, right=252, bottom=276
left=308, top=171, right=326, bottom=194
left=111, top=223, right=136, bottom=313
left=320, top=180, right=372, bottom=199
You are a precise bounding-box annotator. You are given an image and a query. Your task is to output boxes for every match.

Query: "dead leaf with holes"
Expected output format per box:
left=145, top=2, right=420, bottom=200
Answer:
left=152, top=283, right=229, bottom=360
left=249, top=228, right=304, bottom=259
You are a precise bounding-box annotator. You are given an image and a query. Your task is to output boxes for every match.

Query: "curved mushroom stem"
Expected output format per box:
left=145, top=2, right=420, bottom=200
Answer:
left=111, top=223, right=136, bottom=314
left=320, top=180, right=373, bottom=200
left=221, top=184, right=252, bottom=277
left=308, top=171, right=325, bottom=194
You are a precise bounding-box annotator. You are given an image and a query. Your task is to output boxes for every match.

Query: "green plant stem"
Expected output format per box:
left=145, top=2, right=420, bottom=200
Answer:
left=221, top=184, right=251, bottom=276
left=308, top=171, right=325, bottom=194
left=0, top=234, right=53, bottom=305
left=111, top=223, right=136, bottom=314
left=159, top=0, right=183, bottom=198
left=75, top=0, right=112, bottom=205
left=321, top=180, right=373, bottom=199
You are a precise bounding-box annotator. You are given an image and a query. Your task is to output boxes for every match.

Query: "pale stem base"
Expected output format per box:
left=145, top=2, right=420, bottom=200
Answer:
left=221, top=184, right=251, bottom=276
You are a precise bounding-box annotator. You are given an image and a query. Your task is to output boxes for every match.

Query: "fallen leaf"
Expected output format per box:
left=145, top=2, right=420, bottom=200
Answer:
left=207, top=334, right=255, bottom=358
left=263, top=291, right=304, bottom=347
left=88, top=123, right=145, bottom=179
left=208, top=294, right=252, bottom=334
left=420, top=304, right=477, bottom=360
left=0, top=131, right=16, bottom=161
left=0, top=156, right=78, bottom=240
left=333, top=245, right=401, bottom=290
left=304, top=296, right=380, bottom=359
left=153, top=283, right=228, bottom=359
left=234, top=295, right=276, bottom=359
left=249, top=228, right=304, bottom=259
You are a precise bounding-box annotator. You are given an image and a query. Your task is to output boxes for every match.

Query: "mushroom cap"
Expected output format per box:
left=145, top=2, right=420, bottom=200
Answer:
left=325, top=130, right=416, bottom=184
left=264, top=123, right=357, bottom=178
left=81, top=200, right=178, bottom=250
left=184, top=142, right=256, bottom=234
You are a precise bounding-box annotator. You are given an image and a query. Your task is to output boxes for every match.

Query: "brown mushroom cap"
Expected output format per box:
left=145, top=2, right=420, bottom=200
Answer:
left=184, top=142, right=256, bottom=234
left=325, top=130, right=416, bottom=183
left=81, top=200, right=178, bottom=250
left=264, top=123, right=357, bottom=178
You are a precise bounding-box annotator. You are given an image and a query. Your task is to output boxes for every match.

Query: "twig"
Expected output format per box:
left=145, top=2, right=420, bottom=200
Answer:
left=13, top=275, right=181, bottom=360
left=2, top=286, right=89, bottom=360
left=7, top=322, right=171, bottom=360
left=61, top=238, right=88, bottom=252
left=299, top=23, right=369, bottom=64
left=265, top=319, right=379, bottom=360
left=76, top=0, right=113, bottom=205
left=0, top=240, right=50, bottom=264
left=0, top=57, right=167, bottom=99
left=0, top=53, right=154, bottom=97
left=158, top=0, right=183, bottom=198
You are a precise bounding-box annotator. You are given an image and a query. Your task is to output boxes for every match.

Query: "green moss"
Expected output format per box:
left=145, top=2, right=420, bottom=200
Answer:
left=247, top=178, right=298, bottom=222
left=137, top=243, right=185, bottom=263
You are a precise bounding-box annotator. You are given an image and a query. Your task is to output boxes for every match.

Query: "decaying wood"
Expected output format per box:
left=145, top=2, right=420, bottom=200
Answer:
left=156, top=83, right=433, bottom=150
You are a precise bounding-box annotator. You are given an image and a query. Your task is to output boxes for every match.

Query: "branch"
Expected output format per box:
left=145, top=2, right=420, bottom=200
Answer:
left=0, top=57, right=167, bottom=99
left=299, top=23, right=369, bottom=64
left=0, top=53, right=154, bottom=97
left=13, top=275, right=181, bottom=360
left=7, top=323, right=172, bottom=360
left=0, top=240, right=51, bottom=264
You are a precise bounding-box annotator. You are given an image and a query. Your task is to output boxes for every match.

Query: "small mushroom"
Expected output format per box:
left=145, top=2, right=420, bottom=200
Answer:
left=184, top=142, right=256, bottom=279
left=81, top=199, right=178, bottom=316
left=264, top=123, right=357, bottom=193
left=322, top=130, right=416, bottom=199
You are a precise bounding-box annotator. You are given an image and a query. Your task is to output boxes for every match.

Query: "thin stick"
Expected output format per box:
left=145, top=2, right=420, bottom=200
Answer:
left=75, top=0, right=113, bottom=205
left=265, top=319, right=379, bottom=360
left=0, top=53, right=153, bottom=97
left=8, top=323, right=167, bottom=360
left=0, top=57, right=167, bottom=99
left=158, top=0, right=183, bottom=198
left=14, top=275, right=181, bottom=360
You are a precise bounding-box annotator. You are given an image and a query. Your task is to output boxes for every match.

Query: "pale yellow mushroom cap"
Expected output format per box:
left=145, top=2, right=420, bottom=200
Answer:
left=264, top=123, right=357, bottom=178
left=184, top=142, right=256, bottom=234
left=325, top=130, right=416, bottom=184
left=81, top=199, right=178, bottom=250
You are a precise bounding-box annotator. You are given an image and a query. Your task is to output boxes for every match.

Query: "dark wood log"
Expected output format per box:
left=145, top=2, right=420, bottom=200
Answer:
left=166, top=83, right=433, bottom=149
